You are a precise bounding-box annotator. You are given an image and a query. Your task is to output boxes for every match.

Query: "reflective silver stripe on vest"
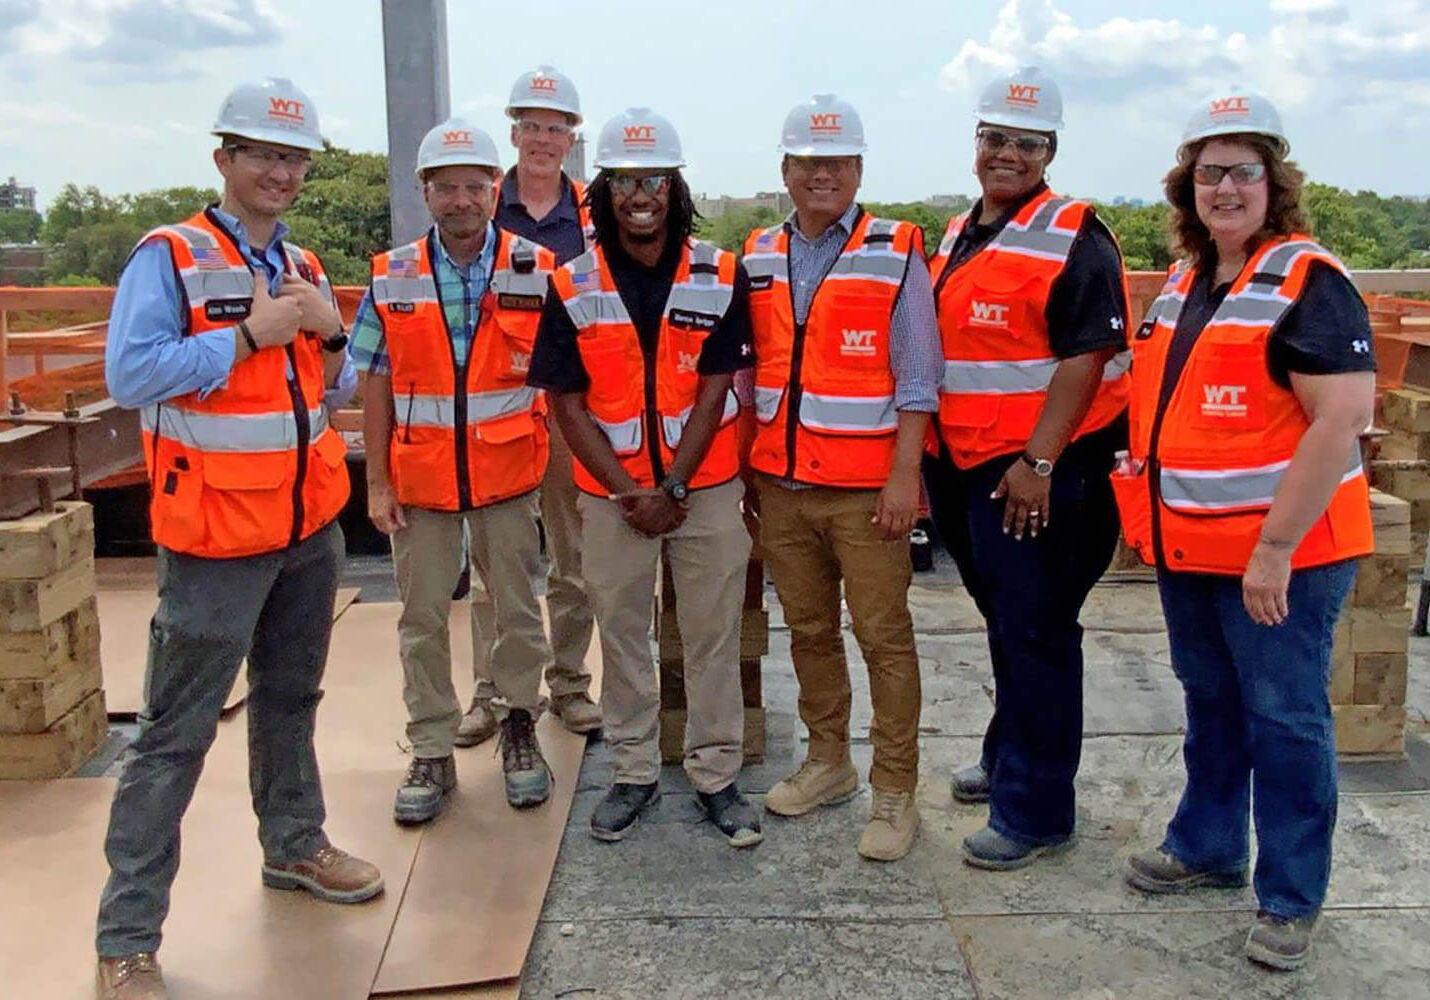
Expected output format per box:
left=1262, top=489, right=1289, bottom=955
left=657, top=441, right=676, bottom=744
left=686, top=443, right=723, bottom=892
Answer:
left=798, top=391, right=897, bottom=433
left=825, top=248, right=908, bottom=285
left=593, top=414, right=643, bottom=455
left=943, top=350, right=1130, bottom=396
left=1255, top=240, right=1331, bottom=279
left=754, top=385, right=783, bottom=423
left=490, top=268, right=550, bottom=298
left=403, top=387, right=537, bottom=428
left=743, top=251, right=789, bottom=285
left=989, top=198, right=1079, bottom=262
left=180, top=267, right=253, bottom=303
left=164, top=224, right=219, bottom=249
left=936, top=216, right=968, bottom=257
left=1160, top=447, right=1364, bottom=512
left=372, top=274, right=439, bottom=305
left=564, top=289, right=629, bottom=329
left=661, top=390, right=740, bottom=448
left=142, top=404, right=329, bottom=452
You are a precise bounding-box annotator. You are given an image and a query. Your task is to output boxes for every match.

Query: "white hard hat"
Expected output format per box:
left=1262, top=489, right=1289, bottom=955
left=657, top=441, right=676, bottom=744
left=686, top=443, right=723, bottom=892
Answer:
left=975, top=66, right=1064, bottom=132
left=777, top=94, right=867, bottom=157
left=593, top=108, right=685, bottom=169
left=211, top=77, right=325, bottom=151
left=415, top=118, right=501, bottom=179
left=506, top=65, right=582, bottom=125
left=1180, top=86, right=1290, bottom=158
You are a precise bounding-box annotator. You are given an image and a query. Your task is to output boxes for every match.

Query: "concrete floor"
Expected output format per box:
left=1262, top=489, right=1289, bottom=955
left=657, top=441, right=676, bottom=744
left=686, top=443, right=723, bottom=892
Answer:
left=519, top=550, right=1430, bottom=1000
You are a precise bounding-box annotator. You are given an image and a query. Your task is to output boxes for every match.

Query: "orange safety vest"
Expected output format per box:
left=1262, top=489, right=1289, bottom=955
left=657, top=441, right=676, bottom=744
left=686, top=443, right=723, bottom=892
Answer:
left=930, top=188, right=1131, bottom=469
left=136, top=208, right=351, bottom=559
left=550, top=239, right=741, bottom=497
left=1112, top=234, right=1373, bottom=575
left=370, top=228, right=554, bottom=511
left=743, top=211, right=920, bottom=488
left=495, top=173, right=594, bottom=249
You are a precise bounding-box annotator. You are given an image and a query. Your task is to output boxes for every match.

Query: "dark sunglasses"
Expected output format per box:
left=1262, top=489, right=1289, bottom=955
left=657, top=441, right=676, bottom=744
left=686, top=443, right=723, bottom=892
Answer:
left=609, top=174, right=672, bottom=197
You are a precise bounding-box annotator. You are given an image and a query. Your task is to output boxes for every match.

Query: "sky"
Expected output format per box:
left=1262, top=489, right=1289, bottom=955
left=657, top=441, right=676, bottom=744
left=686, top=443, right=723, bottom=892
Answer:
left=2, top=0, right=1429, bottom=212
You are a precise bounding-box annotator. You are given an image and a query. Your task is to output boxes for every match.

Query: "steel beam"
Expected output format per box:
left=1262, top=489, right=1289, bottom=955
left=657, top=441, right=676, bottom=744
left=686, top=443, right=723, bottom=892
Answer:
left=0, top=400, right=142, bottom=519
left=381, top=0, right=450, bottom=244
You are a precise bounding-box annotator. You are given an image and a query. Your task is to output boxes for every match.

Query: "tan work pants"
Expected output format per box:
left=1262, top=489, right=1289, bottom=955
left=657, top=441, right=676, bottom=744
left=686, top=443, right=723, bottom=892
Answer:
left=578, top=479, right=749, bottom=792
left=756, top=478, right=921, bottom=792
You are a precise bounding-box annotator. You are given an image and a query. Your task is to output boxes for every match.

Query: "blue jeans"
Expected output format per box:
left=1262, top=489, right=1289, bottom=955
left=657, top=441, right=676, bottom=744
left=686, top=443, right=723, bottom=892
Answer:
left=96, top=522, right=343, bottom=956
left=1157, top=560, right=1357, bottom=920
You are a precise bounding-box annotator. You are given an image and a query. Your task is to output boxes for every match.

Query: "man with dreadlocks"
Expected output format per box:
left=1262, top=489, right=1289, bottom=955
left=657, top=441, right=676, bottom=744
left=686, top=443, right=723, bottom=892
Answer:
left=527, top=108, right=761, bottom=847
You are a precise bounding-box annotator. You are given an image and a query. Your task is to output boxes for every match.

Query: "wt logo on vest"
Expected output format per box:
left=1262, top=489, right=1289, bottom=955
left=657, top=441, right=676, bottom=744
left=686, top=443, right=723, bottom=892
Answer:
left=1006, top=85, right=1041, bottom=107
left=968, top=301, right=1011, bottom=328
left=809, top=113, right=843, bottom=134
left=268, top=98, right=305, bottom=122
left=676, top=351, right=700, bottom=374
left=510, top=351, right=531, bottom=375
left=1209, top=97, right=1250, bottom=118
left=840, top=329, right=878, bottom=357
left=1201, top=384, right=1248, bottom=417
left=623, top=125, right=656, bottom=147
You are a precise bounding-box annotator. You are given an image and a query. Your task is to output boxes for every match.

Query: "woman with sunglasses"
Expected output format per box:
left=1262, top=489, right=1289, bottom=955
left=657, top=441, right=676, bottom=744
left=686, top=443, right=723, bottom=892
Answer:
left=924, top=66, right=1132, bottom=870
left=1117, top=88, right=1375, bottom=971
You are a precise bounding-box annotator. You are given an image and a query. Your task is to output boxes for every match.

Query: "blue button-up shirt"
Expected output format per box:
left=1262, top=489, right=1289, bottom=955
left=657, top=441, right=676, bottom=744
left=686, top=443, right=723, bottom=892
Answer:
left=348, top=223, right=498, bottom=377
left=104, top=206, right=357, bottom=410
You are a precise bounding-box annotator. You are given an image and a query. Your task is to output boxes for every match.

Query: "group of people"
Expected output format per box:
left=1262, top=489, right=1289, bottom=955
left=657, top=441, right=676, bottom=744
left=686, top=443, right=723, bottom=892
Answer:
left=94, top=60, right=1375, bottom=999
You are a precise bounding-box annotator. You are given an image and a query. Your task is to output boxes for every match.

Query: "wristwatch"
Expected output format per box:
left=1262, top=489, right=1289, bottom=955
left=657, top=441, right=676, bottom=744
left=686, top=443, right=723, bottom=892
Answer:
left=320, top=329, right=349, bottom=354
left=661, top=478, right=689, bottom=502
left=1020, top=452, right=1054, bottom=478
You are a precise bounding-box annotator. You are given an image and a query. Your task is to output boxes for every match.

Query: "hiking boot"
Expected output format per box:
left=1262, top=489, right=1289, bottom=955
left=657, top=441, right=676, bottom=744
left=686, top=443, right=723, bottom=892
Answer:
left=549, top=691, right=603, bottom=735
left=1125, top=846, right=1248, bottom=895
left=499, top=708, right=552, bottom=808
left=590, top=781, right=660, bottom=841
left=857, top=788, right=920, bottom=861
left=696, top=783, right=764, bottom=848
left=393, top=754, right=457, bottom=825
left=1245, top=911, right=1316, bottom=971
left=97, top=953, right=166, bottom=1000
left=962, top=825, right=1074, bottom=871
left=454, top=696, right=499, bottom=747
left=261, top=844, right=384, bottom=903
left=950, top=762, right=991, bottom=804
left=765, top=758, right=859, bottom=817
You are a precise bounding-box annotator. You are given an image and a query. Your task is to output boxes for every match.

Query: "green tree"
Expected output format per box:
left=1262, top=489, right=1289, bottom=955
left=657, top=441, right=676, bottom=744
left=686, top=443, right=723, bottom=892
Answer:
left=285, top=144, right=391, bottom=285
left=1092, top=202, right=1173, bottom=272
left=0, top=208, right=42, bottom=243
left=694, top=205, right=783, bottom=252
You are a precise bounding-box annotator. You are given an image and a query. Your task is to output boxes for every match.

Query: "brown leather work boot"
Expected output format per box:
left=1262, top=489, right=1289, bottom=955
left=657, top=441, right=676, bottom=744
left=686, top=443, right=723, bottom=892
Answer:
left=549, top=691, right=603, bottom=734
left=97, top=952, right=166, bottom=1000
left=261, top=844, right=385, bottom=903
left=454, top=695, right=499, bottom=747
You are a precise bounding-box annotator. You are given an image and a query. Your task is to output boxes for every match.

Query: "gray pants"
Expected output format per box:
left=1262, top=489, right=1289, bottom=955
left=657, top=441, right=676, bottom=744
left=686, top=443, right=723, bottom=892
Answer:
left=96, top=522, right=343, bottom=956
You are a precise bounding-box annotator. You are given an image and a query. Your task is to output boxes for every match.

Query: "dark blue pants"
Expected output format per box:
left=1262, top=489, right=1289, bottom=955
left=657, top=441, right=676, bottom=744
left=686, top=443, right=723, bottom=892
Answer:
left=1157, top=561, right=1356, bottom=920
left=924, top=425, right=1122, bottom=844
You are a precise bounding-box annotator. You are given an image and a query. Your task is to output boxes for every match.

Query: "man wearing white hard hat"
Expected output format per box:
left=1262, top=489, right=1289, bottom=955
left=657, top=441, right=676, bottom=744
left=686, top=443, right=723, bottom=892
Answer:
left=744, top=94, right=941, bottom=862
left=456, top=65, right=602, bottom=749
left=96, top=78, right=380, bottom=1000
left=351, top=120, right=558, bottom=823
left=529, top=108, right=761, bottom=847
left=922, top=66, right=1131, bottom=870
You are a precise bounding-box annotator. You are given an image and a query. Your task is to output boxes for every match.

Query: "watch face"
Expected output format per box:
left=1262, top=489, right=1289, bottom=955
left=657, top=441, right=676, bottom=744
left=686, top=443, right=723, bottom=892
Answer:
left=1034, top=459, right=1054, bottom=477
left=668, top=482, right=688, bottom=501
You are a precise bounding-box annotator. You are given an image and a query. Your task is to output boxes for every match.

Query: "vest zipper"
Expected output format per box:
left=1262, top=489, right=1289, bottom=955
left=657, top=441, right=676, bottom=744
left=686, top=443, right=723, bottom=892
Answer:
left=285, top=343, right=310, bottom=549
left=644, top=329, right=666, bottom=485
left=784, top=320, right=807, bottom=481
left=403, top=381, right=416, bottom=443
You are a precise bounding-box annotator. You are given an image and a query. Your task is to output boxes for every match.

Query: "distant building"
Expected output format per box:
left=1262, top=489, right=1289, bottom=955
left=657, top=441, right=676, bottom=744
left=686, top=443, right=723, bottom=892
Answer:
left=1110, top=196, right=1148, bottom=207
left=923, top=194, right=970, bottom=210
left=563, top=137, right=586, bottom=182
left=693, top=191, right=793, bottom=218
left=0, top=176, right=37, bottom=212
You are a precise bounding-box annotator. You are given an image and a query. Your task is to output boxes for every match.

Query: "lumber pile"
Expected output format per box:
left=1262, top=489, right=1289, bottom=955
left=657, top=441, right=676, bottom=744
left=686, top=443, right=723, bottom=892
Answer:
left=657, top=561, right=767, bottom=764
left=1331, top=490, right=1410, bottom=756
left=1373, top=386, right=1430, bottom=558
left=0, top=502, right=107, bottom=778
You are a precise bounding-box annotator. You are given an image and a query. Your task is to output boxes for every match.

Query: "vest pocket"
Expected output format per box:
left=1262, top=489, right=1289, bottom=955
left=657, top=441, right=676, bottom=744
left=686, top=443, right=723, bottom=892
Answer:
left=200, top=451, right=293, bottom=555
left=149, top=449, right=205, bottom=553
left=1182, top=344, right=1268, bottom=431
left=822, top=293, right=891, bottom=374
left=1108, top=468, right=1153, bottom=565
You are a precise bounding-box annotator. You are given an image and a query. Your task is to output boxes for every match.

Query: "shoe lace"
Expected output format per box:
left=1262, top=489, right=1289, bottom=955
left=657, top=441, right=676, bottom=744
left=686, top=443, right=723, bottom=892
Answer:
left=310, top=845, right=347, bottom=869
left=112, top=953, right=159, bottom=984
left=404, top=757, right=446, bottom=788
left=500, top=711, right=539, bottom=771
left=788, top=758, right=826, bottom=790
left=871, top=790, right=907, bottom=824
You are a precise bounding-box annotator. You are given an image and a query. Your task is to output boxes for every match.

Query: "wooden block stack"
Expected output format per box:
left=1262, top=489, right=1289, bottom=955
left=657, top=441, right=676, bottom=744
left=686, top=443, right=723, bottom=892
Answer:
left=658, top=560, right=767, bottom=765
left=1375, top=387, right=1430, bottom=556
left=0, top=502, right=108, bottom=779
left=1330, top=490, right=1409, bottom=756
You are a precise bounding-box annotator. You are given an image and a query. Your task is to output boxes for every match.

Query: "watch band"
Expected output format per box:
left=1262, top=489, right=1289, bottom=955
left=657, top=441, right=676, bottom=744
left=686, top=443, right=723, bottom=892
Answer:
left=1020, top=452, right=1054, bottom=477
left=238, top=320, right=259, bottom=354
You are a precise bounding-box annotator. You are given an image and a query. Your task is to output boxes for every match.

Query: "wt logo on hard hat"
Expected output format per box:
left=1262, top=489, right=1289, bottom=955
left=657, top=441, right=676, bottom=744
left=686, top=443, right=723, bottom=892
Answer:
left=1006, top=85, right=1041, bottom=107
left=268, top=98, right=305, bottom=122
left=1209, top=97, right=1250, bottom=118
left=969, top=301, right=1011, bottom=328
left=809, top=113, right=843, bottom=134
left=623, top=125, right=657, bottom=147
left=530, top=77, right=558, bottom=94
left=442, top=130, right=472, bottom=147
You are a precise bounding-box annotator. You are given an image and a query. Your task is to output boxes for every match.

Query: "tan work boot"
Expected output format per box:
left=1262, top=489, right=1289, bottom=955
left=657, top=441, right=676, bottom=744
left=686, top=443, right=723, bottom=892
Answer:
left=262, top=844, right=385, bottom=903
left=454, top=695, right=499, bottom=747
left=97, top=953, right=166, bottom=1000
left=858, top=787, right=920, bottom=861
left=765, top=757, right=859, bottom=816
left=550, top=691, right=603, bottom=734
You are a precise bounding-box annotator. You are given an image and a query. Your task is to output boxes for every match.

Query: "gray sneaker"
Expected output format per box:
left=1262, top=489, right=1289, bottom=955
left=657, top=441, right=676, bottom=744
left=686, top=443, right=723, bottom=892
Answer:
left=1125, top=846, right=1248, bottom=894
left=393, top=755, right=457, bottom=825
left=499, top=708, right=552, bottom=808
left=951, top=763, right=990, bottom=803
left=454, top=696, right=499, bottom=747
left=1245, top=911, right=1316, bottom=971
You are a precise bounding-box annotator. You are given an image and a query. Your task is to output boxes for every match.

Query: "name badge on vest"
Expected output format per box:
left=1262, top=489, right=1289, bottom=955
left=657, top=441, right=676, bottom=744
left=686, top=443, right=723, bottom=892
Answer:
left=748, top=274, right=774, bottom=291
left=669, top=308, right=718, bottom=332
left=497, top=292, right=544, bottom=311
left=390, top=302, right=416, bottom=314
left=204, top=298, right=252, bottom=322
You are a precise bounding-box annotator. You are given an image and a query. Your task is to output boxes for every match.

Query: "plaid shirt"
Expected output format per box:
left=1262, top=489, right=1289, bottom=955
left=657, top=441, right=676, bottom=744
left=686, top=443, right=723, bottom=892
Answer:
left=348, top=223, right=498, bottom=376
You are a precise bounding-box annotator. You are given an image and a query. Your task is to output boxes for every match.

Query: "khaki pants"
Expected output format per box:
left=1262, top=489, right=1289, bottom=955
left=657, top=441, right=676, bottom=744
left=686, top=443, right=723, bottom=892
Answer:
left=756, top=478, right=921, bottom=793
left=392, top=494, right=551, bottom=757
left=578, top=479, right=750, bottom=792
left=471, top=420, right=595, bottom=701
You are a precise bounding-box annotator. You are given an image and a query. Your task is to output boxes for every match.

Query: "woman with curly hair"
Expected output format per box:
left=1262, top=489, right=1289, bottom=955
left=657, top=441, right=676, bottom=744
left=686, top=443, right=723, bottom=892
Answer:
left=1114, top=87, right=1375, bottom=971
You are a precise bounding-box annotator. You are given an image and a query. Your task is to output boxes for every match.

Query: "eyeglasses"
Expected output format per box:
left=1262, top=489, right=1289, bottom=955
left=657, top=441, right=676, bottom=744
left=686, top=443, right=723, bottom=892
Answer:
left=786, top=156, right=859, bottom=174
left=228, top=144, right=311, bottom=172
left=516, top=120, right=575, bottom=139
left=608, top=174, right=672, bottom=197
left=975, top=128, right=1050, bottom=159
left=426, top=179, right=495, bottom=198
left=1192, top=162, right=1266, bottom=186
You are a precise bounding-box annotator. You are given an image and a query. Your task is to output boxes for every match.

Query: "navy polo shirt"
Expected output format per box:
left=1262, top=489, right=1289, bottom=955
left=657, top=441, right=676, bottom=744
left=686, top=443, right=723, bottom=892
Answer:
left=495, top=167, right=586, bottom=265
